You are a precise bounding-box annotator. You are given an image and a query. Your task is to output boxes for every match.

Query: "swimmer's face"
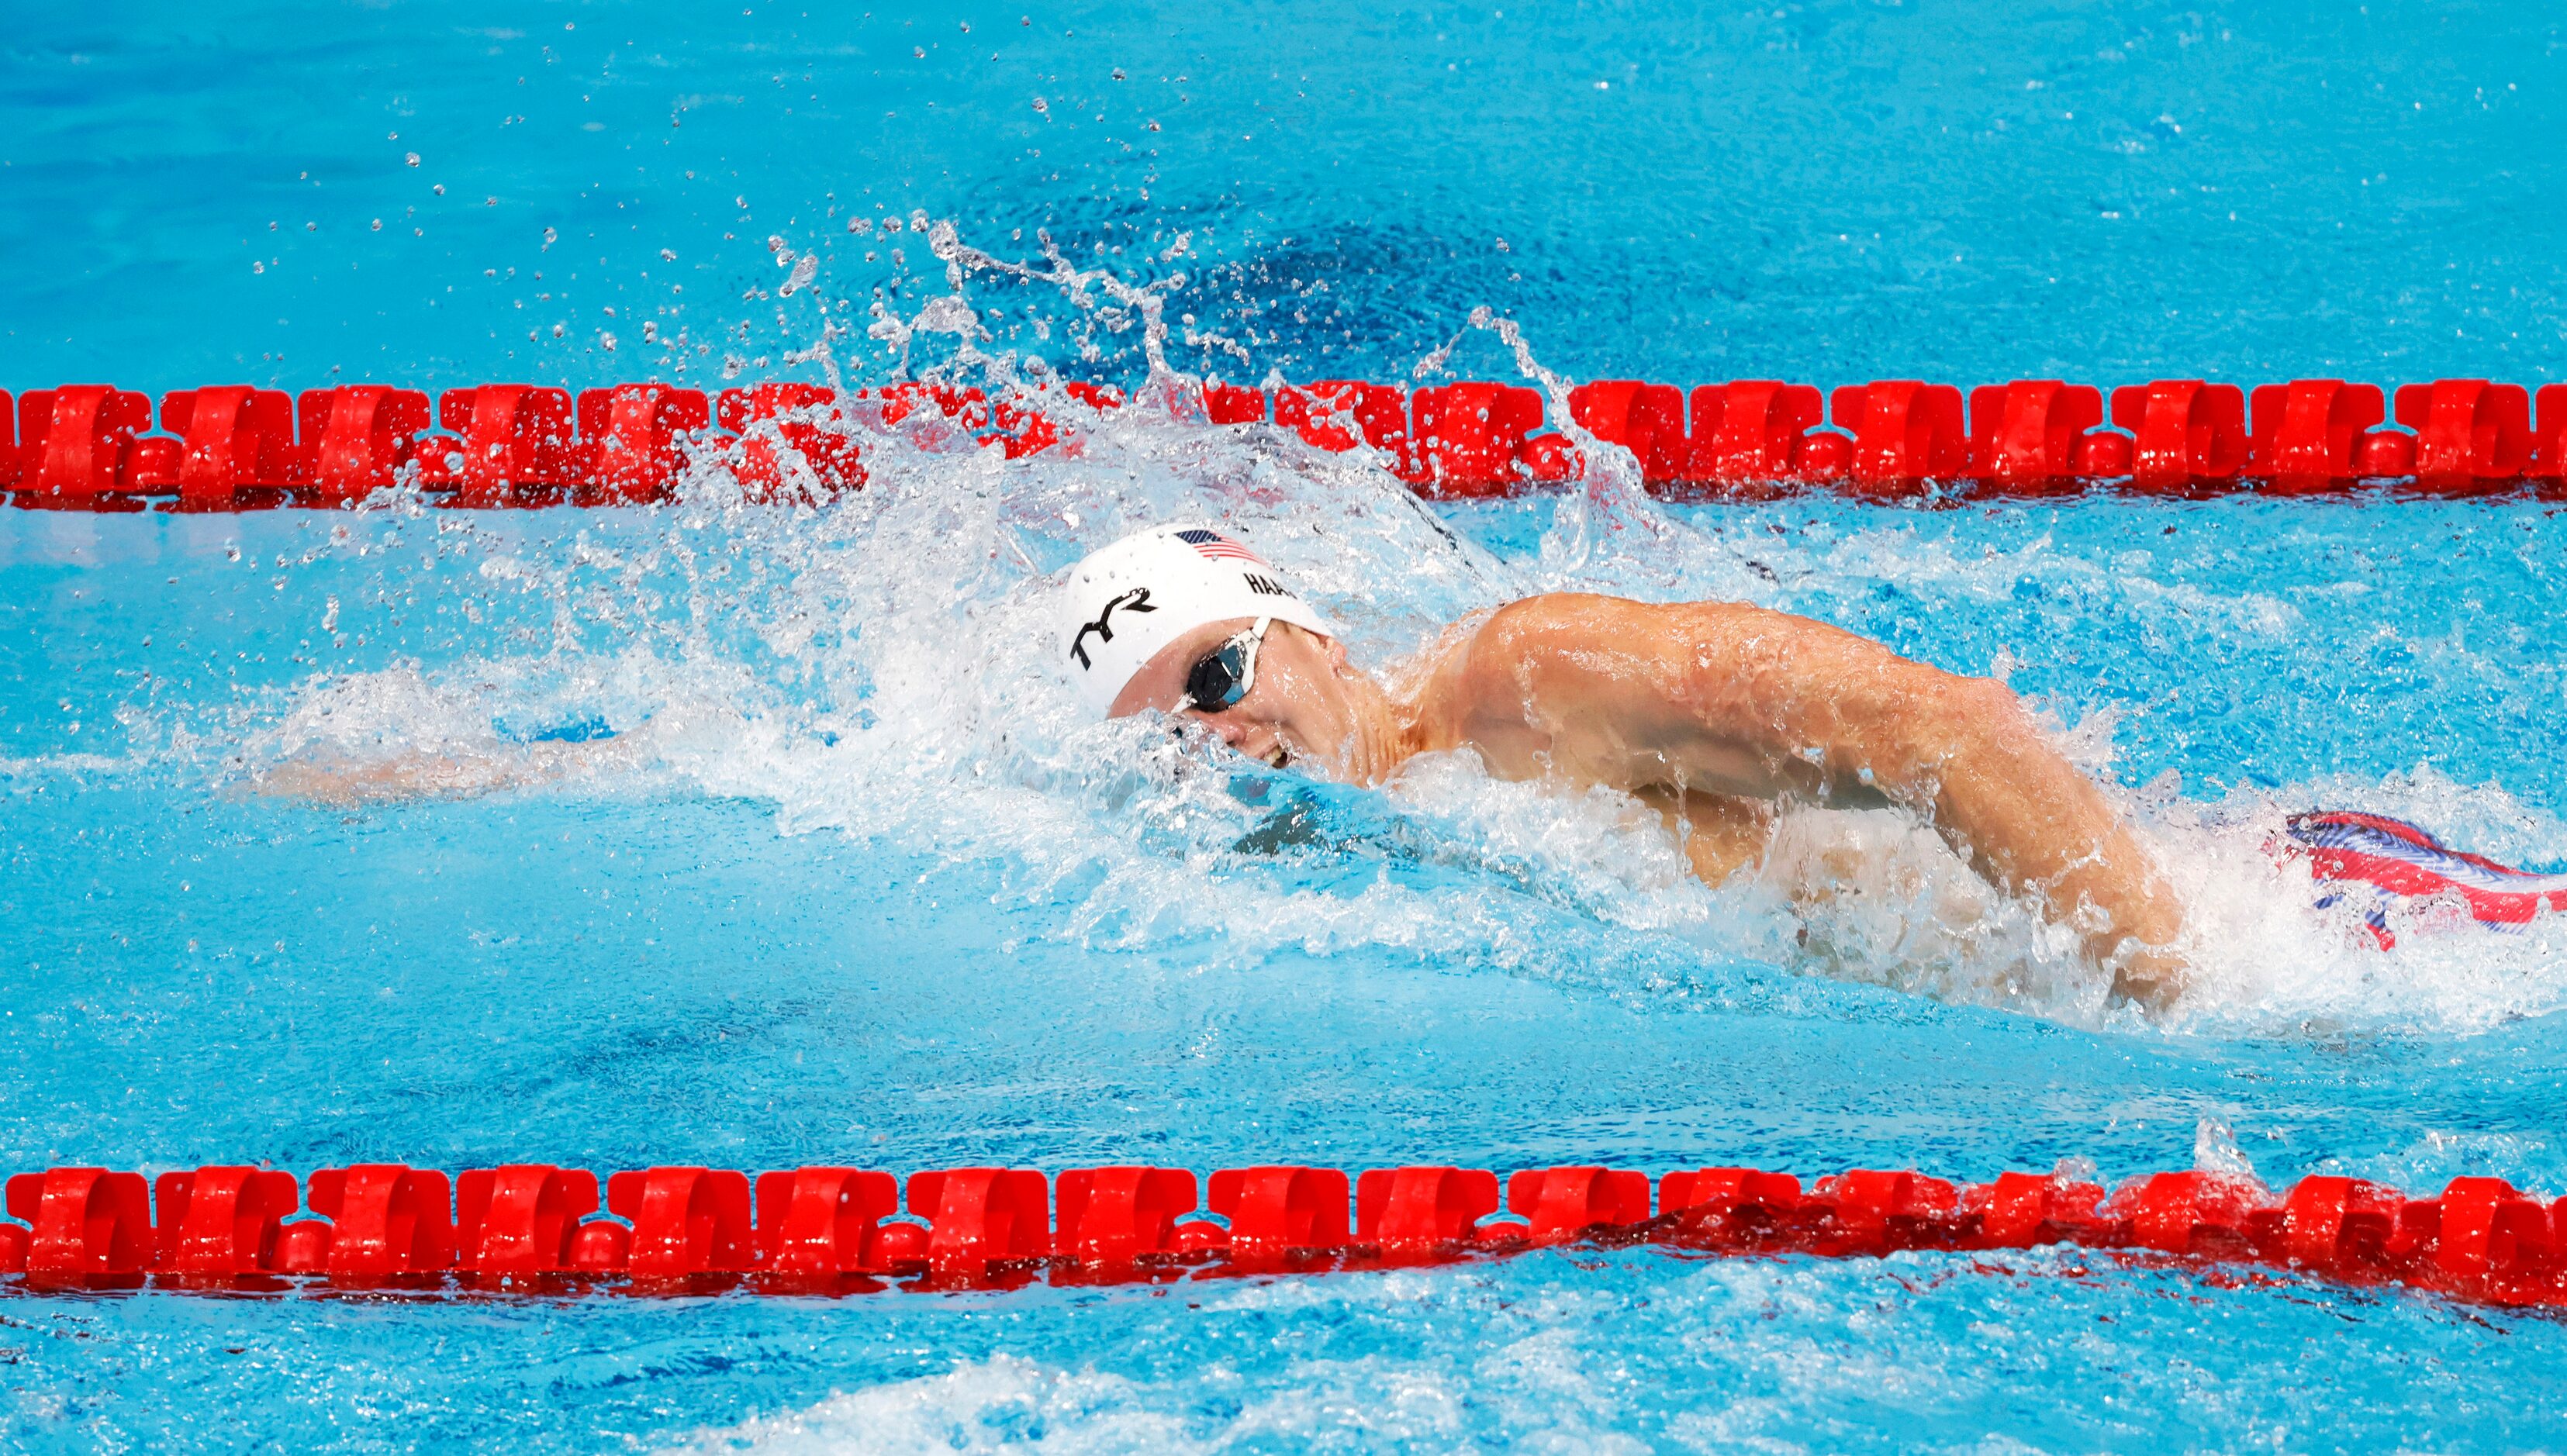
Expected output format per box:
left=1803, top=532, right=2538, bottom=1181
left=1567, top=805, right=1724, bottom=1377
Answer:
left=1109, top=617, right=1364, bottom=775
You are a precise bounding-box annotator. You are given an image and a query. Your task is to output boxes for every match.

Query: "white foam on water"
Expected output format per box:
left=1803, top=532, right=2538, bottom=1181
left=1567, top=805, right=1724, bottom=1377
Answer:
left=658, top=1354, right=1204, bottom=1455
left=655, top=1250, right=2431, bottom=1456
left=662, top=1335, right=1662, bottom=1456
left=2139, top=775, right=2567, bottom=1035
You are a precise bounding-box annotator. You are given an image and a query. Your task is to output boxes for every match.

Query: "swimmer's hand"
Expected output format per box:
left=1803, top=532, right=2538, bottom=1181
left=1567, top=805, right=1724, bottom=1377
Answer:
left=2106, top=944, right=2191, bottom=1016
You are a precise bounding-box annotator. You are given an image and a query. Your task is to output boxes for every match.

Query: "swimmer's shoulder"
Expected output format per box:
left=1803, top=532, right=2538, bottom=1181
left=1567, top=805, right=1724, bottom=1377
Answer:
left=1395, top=595, right=1610, bottom=682
left=1445, top=595, right=1879, bottom=704
left=1464, top=592, right=1750, bottom=653
left=1488, top=593, right=1893, bottom=656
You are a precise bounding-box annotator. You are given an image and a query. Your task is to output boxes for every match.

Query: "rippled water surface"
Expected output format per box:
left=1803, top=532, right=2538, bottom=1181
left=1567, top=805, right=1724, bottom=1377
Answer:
left=5, top=0, right=2566, bottom=1450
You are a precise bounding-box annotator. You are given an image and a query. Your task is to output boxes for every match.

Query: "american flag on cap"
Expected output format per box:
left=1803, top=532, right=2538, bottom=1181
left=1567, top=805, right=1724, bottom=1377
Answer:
left=1174, top=528, right=1269, bottom=567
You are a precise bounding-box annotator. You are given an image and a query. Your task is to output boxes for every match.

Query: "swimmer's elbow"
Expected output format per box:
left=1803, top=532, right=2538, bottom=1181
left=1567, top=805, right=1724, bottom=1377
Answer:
left=1877, top=671, right=2043, bottom=781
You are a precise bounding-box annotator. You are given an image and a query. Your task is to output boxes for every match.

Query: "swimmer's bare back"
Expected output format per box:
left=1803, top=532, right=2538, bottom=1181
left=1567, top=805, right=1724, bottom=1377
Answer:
left=1393, top=595, right=2189, bottom=1008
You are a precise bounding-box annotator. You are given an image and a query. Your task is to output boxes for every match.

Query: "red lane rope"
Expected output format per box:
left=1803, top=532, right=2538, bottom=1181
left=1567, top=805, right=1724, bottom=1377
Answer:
left=5, top=377, right=2564, bottom=512
left=2, top=1161, right=2556, bottom=1307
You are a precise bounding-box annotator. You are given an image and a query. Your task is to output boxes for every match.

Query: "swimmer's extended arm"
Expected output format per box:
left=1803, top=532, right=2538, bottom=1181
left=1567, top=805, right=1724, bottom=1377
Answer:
left=1441, top=595, right=2189, bottom=1007
left=249, top=737, right=629, bottom=806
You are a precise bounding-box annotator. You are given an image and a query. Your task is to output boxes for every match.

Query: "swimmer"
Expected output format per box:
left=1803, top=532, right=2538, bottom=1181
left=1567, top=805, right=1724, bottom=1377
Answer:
left=259, top=518, right=2194, bottom=1010
left=1066, top=524, right=2193, bottom=1009
left=260, top=516, right=2558, bottom=1013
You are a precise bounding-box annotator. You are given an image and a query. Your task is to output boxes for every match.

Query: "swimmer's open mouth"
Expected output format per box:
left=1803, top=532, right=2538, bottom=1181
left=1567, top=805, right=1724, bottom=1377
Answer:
left=1263, top=745, right=1291, bottom=769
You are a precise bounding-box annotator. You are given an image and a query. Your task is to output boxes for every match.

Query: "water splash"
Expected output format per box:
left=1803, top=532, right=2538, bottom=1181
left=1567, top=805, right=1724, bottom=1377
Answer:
left=2192, top=1117, right=2261, bottom=1181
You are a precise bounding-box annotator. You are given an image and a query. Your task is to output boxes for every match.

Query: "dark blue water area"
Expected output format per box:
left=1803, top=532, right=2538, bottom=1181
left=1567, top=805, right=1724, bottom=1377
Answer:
left=1, top=0, right=2559, bottom=395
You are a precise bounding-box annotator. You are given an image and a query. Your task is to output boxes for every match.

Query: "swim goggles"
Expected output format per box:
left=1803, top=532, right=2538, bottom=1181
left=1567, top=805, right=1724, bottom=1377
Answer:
left=1178, top=617, right=1271, bottom=713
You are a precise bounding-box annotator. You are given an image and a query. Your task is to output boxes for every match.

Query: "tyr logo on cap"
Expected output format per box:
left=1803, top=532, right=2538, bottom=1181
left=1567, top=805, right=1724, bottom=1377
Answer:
left=1058, top=523, right=1333, bottom=718
left=1069, top=586, right=1156, bottom=670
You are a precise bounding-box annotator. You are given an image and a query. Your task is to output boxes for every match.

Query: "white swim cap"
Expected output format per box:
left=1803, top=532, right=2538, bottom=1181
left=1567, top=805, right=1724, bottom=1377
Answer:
left=1060, top=523, right=1334, bottom=718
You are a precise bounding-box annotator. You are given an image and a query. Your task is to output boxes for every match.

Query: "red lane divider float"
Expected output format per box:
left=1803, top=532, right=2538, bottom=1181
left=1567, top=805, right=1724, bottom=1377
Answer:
left=2, top=1160, right=2562, bottom=1309
left=5, top=377, right=2566, bottom=511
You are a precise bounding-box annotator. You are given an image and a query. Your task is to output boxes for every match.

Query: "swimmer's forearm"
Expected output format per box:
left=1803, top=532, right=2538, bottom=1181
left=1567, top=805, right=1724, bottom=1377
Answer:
left=1692, top=619, right=2185, bottom=992
left=1684, top=635, right=2189, bottom=1002
left=250, top=739, right=616, bottom=805
left=1457, top=598, right=2191, bottom=1000
left=1904, top=701, right=2188, bottom=1002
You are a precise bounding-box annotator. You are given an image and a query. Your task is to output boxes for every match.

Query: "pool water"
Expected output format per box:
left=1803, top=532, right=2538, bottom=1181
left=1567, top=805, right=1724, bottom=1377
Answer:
left=6, top=0, right=2567, bottom=1450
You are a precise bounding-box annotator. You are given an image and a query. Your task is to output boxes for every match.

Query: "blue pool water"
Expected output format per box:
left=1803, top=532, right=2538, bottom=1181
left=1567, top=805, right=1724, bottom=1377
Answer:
left=6, top=0, right=2567, bottom=1450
